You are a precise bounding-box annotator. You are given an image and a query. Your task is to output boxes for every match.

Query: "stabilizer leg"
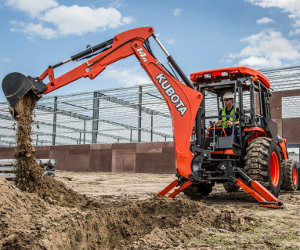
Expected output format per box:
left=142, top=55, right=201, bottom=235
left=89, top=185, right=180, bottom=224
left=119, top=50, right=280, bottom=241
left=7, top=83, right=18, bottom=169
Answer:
left=157, top=179, right=193, bottom=198
left=168, top=180, right=193, bottom=198
left=236, top=178, right=283, bottom=208
left=157, top=180, right=178, bottom=196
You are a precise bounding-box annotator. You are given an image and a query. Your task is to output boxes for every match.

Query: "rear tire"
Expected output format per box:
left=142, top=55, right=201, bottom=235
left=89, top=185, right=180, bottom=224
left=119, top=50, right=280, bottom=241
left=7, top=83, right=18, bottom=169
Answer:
left=245, top=137, right=282, bottom=197
left=223, top=182, right=240, bottom=192
left=282, top=159, right=298, bottom=191
left=183, top=183, right=214, bottom=199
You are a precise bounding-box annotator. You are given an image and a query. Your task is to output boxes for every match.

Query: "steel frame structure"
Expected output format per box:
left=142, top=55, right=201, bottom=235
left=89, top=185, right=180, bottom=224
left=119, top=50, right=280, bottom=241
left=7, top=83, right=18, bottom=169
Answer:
left=1, top=65, right=300, bottom=147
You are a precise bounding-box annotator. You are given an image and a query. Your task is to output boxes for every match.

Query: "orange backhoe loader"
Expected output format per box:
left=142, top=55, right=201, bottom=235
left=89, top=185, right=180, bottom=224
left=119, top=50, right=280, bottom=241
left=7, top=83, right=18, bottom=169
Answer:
left=2, top=27, right=299, bottom=208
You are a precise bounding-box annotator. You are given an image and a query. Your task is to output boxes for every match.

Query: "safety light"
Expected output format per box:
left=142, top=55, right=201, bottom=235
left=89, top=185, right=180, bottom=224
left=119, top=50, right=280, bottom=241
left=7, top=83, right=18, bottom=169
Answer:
left=221, top=71, right=229, bottom=77
left=204, top=73, right=212, bottom=79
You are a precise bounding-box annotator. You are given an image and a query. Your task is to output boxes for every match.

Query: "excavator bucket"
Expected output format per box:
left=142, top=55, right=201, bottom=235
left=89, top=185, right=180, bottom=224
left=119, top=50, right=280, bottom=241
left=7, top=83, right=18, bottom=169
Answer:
left=2, top=72, right=47, bottom=108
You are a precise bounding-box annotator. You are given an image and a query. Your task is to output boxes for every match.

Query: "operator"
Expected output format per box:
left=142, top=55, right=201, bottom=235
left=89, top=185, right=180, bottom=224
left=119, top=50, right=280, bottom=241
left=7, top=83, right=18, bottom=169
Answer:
left=213, top=92, right=239, bottom=136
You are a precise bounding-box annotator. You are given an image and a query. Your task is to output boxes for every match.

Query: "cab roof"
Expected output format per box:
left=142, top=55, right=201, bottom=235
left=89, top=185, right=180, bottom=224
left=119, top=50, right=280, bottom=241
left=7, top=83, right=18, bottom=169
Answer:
left=190, top=66, right=271, bottom=89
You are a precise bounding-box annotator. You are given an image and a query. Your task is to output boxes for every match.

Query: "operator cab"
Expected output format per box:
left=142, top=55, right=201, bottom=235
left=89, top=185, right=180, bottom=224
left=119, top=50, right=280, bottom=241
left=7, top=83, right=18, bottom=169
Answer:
left=190, top=66, right=277, bottom=158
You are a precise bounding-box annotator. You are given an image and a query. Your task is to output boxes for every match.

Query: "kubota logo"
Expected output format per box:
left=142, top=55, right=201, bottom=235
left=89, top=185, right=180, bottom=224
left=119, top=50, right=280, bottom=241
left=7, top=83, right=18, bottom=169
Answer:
left=155, top=73, right=187, bottom=116
left=136, top=48, right=147, bottom=62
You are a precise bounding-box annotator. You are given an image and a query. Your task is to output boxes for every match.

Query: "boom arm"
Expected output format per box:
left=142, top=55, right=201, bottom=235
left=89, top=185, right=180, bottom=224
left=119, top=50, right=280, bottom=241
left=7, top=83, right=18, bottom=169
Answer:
left=39, top=27, right=203, bottom=178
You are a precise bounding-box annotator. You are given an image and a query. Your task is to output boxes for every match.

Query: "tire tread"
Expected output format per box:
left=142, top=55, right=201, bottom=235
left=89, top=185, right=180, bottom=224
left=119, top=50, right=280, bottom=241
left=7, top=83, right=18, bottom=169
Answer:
left=282, top=159, right=298, bottom=191
left=244, top=137, right=282, bottom=196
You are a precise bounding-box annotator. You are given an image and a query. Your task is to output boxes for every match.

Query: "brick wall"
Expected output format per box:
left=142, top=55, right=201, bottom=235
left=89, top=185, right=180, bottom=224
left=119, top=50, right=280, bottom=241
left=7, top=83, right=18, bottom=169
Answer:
left=270, top=90, right=300, bottom=144
left=0, top=142, right=176, bottom=174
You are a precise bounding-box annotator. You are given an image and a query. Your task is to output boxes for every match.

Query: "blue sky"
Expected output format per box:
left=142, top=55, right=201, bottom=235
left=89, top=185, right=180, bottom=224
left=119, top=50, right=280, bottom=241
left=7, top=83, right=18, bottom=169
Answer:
left=1, top=0, right=300, bottom=101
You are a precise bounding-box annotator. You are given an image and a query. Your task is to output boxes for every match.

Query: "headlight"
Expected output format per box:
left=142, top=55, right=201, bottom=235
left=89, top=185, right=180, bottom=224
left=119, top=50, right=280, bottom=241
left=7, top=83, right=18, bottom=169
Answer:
left=221, top=71, right=229, bottom=77
left=204, top=73, right=212, bottom=79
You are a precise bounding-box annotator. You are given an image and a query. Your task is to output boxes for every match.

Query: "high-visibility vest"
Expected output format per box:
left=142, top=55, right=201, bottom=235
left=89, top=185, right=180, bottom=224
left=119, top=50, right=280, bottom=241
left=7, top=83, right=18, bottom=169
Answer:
left=221, top=107, right=238, bottom=129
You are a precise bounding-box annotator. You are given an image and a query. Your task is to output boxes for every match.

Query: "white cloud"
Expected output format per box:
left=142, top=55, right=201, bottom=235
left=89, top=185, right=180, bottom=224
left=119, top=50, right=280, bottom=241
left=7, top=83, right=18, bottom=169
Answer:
left=246, top=0, right=300, bottom=27
left=102, top=66, right=151, bottom=86
left=256, top=17, right=274, bottom=24
left=239, top=56, right=274, bottom=68
left=5, top=1, right=134, bottom=39
left=229, top=29, right=300, bottom=68
left=246, top=0, right=300, bottom=15
left=0, top=57, right=11, bottom=63
left=10, top=20, right=58, bottom=39
left=122, top=16, right=134, bottom=25
left=289, top=29, right=300, bottom=36
left=108, top=0, right=125, bottom=8
left=173, top=8, right=182, bottom=17
left=166, top=39, right=176, bottom=45
left=213, top=32, right=224, bottom=37
left=41, top=5, right=133, bottom=36
left=5, top=0, right=58, bottom=17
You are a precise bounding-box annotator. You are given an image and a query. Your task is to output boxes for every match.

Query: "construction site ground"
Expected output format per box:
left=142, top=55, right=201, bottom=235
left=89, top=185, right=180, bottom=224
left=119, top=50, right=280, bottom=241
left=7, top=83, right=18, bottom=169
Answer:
left=1, top=170, right=300, bottom=249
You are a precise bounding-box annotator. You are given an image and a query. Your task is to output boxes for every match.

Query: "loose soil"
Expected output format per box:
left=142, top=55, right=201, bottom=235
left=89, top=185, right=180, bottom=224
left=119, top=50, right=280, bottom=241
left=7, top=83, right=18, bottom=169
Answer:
left=1, top=172, right=300, bottom=249
left=1, top=91, right=299, bottom=249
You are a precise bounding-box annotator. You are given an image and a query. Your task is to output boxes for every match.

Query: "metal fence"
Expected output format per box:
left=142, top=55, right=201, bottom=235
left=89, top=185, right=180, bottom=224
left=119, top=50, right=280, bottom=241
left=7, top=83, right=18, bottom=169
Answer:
left=1, top=65, right=300, bottom=147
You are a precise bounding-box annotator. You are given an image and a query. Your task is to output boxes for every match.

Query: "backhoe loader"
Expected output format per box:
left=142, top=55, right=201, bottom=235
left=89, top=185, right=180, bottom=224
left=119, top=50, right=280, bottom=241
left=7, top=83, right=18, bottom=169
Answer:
left=2, top=27, right=299, bottom=208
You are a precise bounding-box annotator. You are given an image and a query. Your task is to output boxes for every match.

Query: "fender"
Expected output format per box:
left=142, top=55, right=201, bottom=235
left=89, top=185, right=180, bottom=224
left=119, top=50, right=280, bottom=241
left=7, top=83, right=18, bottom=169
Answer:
left=244, top=127, right=267, bottom=143
left=278, top=139, right=288, bottom=160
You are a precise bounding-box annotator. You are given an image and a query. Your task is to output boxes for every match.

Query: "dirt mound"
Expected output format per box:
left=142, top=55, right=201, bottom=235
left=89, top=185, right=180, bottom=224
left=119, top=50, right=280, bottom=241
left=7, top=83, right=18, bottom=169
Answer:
left=0, top=177, right=256, bottom=249
left=37, top=176, right=91, bottom=208
left=0, top=177, right=92, bottom=249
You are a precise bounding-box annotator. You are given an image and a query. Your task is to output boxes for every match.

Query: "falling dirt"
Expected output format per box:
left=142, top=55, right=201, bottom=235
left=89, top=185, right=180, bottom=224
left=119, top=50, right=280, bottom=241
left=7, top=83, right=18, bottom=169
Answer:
left=12, top=90, right=89, bottom=208
left=13, top=90, right=43, bottom=192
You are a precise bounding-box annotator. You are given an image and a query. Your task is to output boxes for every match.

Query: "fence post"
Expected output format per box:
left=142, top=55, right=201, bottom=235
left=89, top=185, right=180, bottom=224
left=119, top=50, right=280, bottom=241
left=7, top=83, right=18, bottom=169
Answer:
left=92, top=92, right=100, bottom=144
left=83, top=119, right=86, bottom=144
left=138, top=86, right=142, bottom=142
left=52, top=96, right=58, bottom=145
left=151, top=111, right=153, bottom=142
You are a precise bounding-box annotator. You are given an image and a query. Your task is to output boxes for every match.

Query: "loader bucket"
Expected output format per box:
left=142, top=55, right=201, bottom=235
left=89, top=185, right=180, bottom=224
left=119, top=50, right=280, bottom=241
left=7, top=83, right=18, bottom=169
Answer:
left=2, top=72, right=47, bottom=108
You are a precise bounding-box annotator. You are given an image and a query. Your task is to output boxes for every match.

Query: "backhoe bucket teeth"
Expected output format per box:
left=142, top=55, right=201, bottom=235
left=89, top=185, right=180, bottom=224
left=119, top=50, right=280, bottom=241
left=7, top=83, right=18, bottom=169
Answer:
left=2, top=72, right=47, bottom=108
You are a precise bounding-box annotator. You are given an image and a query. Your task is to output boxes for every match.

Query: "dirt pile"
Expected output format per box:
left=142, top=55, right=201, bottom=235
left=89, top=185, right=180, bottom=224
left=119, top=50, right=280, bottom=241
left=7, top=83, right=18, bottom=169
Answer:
left=0, top=177, right=255, bottom=249
left=0, top=177, right=93, bottom=249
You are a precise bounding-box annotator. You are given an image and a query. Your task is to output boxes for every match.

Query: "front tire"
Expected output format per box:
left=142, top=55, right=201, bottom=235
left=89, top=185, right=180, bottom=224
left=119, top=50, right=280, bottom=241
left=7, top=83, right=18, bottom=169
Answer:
left=245, top=137, right=282, bottom=197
